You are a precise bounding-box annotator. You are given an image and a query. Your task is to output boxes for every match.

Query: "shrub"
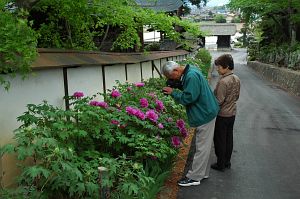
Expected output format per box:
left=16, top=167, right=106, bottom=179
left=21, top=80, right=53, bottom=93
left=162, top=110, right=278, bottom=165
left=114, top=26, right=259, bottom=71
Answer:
left=231, top=17, right=241, bottom=23
left=0, top=78, right=188, bottom=198
left=214, top=14, right=226, bottom=23
left=255, top=42, right=300, bottom=70
left=144, top=42, right=161, bottom=51
left=177, top=49, right=212, bottom=78
left=234, top=41, right=243, bottom=48
left=195, top=48, right=212, bottom=66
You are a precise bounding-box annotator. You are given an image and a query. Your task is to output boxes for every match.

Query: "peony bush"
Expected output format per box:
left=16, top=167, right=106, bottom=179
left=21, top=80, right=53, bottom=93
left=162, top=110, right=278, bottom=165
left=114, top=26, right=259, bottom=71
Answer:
left=0, top=78, right=187, bottom=199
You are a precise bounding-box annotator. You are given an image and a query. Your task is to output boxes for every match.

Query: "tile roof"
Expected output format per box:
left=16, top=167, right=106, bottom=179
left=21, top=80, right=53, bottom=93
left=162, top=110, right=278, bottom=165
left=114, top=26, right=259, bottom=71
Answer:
left=200, top=23, right=237, bottom=36
left=135, top=0, right=182, bottom=12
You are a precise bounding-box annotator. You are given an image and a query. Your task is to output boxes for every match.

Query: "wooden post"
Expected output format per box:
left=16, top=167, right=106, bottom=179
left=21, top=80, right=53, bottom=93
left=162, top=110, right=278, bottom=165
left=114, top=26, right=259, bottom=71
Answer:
left=98, top=166, right=110, bottom=199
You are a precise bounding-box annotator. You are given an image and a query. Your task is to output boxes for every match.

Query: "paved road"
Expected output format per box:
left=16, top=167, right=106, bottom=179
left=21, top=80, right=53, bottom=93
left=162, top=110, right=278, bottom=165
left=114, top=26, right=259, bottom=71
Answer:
left=177, top=48, right=300, bottom=199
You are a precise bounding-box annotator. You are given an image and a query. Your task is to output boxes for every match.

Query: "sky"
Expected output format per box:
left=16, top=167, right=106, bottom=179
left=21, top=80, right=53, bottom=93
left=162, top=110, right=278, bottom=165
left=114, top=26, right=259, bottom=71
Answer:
left=206, top=0, right=230, bottom=7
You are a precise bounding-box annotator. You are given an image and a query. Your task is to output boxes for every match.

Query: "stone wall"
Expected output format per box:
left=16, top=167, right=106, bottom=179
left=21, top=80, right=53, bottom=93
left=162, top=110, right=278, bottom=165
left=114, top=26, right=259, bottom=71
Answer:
left=248, top=61, right=300, bottom=96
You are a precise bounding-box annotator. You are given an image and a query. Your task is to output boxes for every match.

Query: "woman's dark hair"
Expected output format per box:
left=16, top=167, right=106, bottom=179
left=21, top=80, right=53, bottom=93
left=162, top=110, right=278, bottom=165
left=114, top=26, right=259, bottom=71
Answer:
left=214, top=54, right=234, bottom=70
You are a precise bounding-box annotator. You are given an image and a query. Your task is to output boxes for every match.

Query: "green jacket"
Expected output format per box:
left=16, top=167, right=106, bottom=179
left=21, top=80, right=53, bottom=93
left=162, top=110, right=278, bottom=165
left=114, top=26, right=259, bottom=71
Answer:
left=171, top=65, right=219, bottom=127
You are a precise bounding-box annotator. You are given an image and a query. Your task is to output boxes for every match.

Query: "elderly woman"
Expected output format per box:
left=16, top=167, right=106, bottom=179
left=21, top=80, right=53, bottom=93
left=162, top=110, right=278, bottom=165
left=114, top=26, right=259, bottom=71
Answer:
left=211, top=54, right=241, bottom=172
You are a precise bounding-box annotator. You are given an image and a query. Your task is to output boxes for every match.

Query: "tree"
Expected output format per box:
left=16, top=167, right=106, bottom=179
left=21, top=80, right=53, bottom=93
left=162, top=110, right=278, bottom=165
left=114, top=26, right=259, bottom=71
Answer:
left=185, top=0, right=207, bottom=8
left=0, top=0, right=38, bottom=90
left=228, top=0, right=300, bottom=45
left=0, top=0, right=202, bottom=90
left=26, top=0, right=201, bottom=51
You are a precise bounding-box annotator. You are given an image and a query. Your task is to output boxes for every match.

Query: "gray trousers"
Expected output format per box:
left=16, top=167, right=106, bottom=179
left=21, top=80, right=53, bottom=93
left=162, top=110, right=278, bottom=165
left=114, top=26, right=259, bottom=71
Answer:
left=186, top=117, right=216, bottom=181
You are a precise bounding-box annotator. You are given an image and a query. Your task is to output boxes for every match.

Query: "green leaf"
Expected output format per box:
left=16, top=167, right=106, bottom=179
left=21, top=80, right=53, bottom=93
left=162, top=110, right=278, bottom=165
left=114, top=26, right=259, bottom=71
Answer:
left=122, top=182, right=139, bottom=195
left=16, top=146, right=34, bottom=160
left=0, top=144, right=15, bottom=156
left=24, top=166, right=51, bottom=179
left=76, top=182, right=85, bottom=193
left=86, top=182, right=98, bottom=196
left=77, top=130, right=88, bottom=137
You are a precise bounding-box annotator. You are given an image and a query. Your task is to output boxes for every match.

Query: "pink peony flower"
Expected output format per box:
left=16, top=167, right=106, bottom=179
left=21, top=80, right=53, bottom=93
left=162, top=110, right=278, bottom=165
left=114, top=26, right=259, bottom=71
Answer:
left=148, top=92, right=157, bottom=99
left=171, top=136, right=181, bottom=148
left=134, top=82, right=145, bottom=87
left=140, top=98, right=149, bottom=108
left=134, top=109, right=146, bottom=120
left=73, top=91, right=84, bottom=98
left=166, top=117, right=173, bottom=122
left=176, top=119, right=185, bottom=129
left=180, top=127, right=188, bottom=138
left=155, top=100, right=164, bottom=112
left=127, top=87, right=132, bottom=91
left=126, top=107, right=145, bottom=120
left=97, top=101, right=108, bottom=108
left=111, top=120, right=120, bottom=125
left=111, top=89, right=121, bottom=98
left=126, top=106, right=137, bottom=116
left=158, top=123, right=164, bottom=129
left=89, top=101, right=98, bottom=106
left=145, top=109, right=158, bottom=122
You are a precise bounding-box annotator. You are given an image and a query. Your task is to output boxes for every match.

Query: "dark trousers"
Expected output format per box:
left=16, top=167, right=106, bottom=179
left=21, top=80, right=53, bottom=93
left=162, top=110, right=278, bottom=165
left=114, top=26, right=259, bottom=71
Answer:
left=213, top=115, right=236, bottom=168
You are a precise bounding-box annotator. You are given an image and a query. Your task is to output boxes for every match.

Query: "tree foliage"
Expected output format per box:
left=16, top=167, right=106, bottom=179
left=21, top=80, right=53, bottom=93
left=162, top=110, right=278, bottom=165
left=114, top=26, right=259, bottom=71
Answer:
left=30, top=0, right=96, bottom=50
left=0, top=0, right=38, bottom=90
left=229, top=0, right=300, bottom=45
left=229, top=0, right=300, bottom=69
left=26, top=0, right=201, bottom=51
left=185, top=0, right=207, bottom=8
left=0, top=0, right=202, bottom=90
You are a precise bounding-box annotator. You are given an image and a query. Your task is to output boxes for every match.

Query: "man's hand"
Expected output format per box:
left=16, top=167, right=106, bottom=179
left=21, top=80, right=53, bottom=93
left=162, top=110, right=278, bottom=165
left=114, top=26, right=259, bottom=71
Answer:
left=162, top=87, right=173, bottom=95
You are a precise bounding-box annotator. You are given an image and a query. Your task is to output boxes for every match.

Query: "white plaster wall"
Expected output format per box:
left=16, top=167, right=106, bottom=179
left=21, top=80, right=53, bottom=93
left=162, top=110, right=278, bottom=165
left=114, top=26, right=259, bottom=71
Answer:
left=153, top=60, right=161, bottom=78
left=127, top=63, right=141, bottom=83
left=0, top=157, right=2, bottom=187
left=160, top=58, right=168, bottom=73
left=105, top=64, right=127, bottom=90
left=0, top=69, right=65, bottom=144
left=189, top=51, right=197, bottom=58
left=178, top=55, right=184, bottom=61
left=172, top=56, right=179, bottom=62
left=0, top=69, right=65, bottom=187
left=141, top=61, right=152, bottom=81
left=67, top=66, right=103, bottom=101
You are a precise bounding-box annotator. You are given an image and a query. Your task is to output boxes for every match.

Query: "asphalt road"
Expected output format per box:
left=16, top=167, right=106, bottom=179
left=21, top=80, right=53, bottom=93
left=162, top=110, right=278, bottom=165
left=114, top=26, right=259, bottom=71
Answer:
left=177, top=48, right=300, bottom=199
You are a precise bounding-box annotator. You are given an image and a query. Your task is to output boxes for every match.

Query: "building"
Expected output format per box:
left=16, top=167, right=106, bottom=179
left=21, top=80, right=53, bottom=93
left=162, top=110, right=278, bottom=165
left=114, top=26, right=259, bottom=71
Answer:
left=200, top=23, right=236, bottom=49
left=135, top=0, right=183, bottom=13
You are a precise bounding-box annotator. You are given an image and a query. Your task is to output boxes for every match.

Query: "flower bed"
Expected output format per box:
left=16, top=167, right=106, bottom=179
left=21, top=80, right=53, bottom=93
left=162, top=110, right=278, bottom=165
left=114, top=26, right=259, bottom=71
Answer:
left=156, top=129, right=195, bottom=199
left=0, top=78, right=188, bottom=199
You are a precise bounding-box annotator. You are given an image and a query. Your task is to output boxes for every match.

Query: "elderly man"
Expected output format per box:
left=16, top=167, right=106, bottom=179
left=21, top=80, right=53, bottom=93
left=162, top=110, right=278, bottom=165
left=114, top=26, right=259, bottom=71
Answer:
left=162, top=61, right=219, bottom=187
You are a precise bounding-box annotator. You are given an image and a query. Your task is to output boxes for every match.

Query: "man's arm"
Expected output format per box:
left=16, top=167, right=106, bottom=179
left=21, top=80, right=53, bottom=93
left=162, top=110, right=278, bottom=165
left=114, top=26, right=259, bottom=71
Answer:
left=171, top=75, right=201, bottom=106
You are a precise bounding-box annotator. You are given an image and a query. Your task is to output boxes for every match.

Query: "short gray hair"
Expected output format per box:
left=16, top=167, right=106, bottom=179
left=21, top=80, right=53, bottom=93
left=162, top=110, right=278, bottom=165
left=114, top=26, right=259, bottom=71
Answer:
left=161, top=61, right=179, bottom=76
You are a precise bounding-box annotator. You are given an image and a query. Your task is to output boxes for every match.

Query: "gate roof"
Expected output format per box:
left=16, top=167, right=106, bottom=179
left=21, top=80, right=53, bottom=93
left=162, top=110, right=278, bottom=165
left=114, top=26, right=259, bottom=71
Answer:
left=200, top=23, right=236, bottom=36
left=135, top=0, right=182, bottom=12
